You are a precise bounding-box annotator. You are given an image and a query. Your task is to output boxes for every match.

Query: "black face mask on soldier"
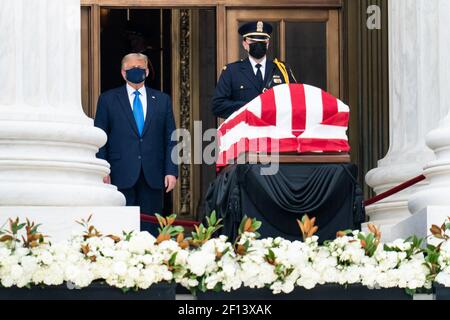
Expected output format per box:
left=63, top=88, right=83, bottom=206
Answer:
left=248, top=42, right=268, bottom=59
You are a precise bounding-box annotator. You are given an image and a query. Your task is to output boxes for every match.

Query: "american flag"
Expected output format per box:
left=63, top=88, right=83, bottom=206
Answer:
left=217, top=83, right=350, bottom=167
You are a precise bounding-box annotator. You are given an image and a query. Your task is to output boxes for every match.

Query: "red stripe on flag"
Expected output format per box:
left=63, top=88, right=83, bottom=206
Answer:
left=218, top=111, right=248, bottom=135
left=217, top=137, right=299, bottom=167
left=321, top=112, right=350, bottom=127
left=321, top=91, right=339, bottom=123
left=218, top=110, right=275, bottom=137
left=298, top=138, right=350, bottom=153
left=260, top=88, right=277, bottom=125
left=290, top=84, right=306, bottom=137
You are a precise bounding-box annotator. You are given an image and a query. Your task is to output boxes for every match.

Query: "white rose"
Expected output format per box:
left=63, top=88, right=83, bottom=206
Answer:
left=187, top=251, right=215, bottom=276
left=10, top=264, right=24, bottom=280
left=158, top=240, right=180, bottom=252
left=141, top=254, right=154, bottom=265
left=127, top=267, right=140, bottom=280
left=112, top=261, right=128, bottom=277
left=1, top=277, right=14, bottom=288
left=15, top=247, right=30, bottom=258
left=128, top=232, right=155, bottom=254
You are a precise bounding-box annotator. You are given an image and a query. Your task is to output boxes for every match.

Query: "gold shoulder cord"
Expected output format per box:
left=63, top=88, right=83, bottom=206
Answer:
left=273, top=58, right=290, bottom=84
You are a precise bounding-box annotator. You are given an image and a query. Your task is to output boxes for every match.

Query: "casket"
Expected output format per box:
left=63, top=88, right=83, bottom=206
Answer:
left=217, top=83, right=350, bottom=167
left=203, top=84, right=363, bottom=242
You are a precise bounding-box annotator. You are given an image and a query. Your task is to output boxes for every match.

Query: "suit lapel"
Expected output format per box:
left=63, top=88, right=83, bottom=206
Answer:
left=142, top=87, right=155, bottom=137
left=240, top=58, right=262, bottom=92
left=264, top=59, right=275, bottom=87
left=117, top=85, right=139, bottom=136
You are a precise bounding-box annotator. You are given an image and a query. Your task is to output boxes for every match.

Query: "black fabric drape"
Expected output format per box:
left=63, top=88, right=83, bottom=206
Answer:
left=202, top=163, right=365, bottom=242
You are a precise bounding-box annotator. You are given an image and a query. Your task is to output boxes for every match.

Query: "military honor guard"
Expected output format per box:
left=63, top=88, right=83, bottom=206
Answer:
left=212, top=21, right=297, bottom=119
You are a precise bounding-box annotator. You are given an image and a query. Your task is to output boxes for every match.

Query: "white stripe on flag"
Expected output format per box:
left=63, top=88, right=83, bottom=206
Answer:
left=219, top=122, right=295, bottom=152
left=300, top=124, right=348, bottom=140
left=245, top=96, right=262, bottom=118
left=337, top=99, right=350, bottom=113
left=304, top=84, right=324, bottom=128
left=274, top=84, right=292, bottom=131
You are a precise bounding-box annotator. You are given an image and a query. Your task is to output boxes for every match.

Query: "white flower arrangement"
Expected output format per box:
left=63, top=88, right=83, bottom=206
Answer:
left=0, top=215, right=190, bottom=292
left=430, top=218, right=450, bottom=287
left=180, top=215, right=432, bottom=295
left=1, top=213, right=449, bottom=296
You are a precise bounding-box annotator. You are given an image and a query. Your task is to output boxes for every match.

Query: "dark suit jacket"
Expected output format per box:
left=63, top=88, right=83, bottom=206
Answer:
left=94, top=85, right=178, bottom=190
left=212, top=57, right=296, bottom=119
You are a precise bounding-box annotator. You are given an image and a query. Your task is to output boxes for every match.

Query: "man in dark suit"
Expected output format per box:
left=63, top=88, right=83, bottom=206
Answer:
left=94, top=53, right=178, bottom=234
left=212, top=21, right=297, bottom=119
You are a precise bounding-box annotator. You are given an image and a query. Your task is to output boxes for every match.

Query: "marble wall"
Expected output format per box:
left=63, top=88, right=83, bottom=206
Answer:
left=365, top=0, right=450, bottom=240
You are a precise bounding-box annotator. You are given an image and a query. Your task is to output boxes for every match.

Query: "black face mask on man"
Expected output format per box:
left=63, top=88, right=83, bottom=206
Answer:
left=248, top=42, right=268, bottom=59
left=126, top=67, right=147, bottom=84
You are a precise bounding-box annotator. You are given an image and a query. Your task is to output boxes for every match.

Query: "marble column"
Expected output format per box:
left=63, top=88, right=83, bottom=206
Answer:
left=407, top=1, right=450, bottom=213
left=364, top=0, right=449, bottom=239
left=0, top=0, right=138, bottom=241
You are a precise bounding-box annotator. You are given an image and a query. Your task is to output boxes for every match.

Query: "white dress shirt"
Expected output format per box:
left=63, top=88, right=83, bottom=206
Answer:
left=126, top=83, right=147, bottom=119
left=249, top=56, right=267, bottom=80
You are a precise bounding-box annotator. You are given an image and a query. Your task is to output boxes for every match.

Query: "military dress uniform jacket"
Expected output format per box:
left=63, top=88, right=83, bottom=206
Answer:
left=212, top=57, right=297, bottom=119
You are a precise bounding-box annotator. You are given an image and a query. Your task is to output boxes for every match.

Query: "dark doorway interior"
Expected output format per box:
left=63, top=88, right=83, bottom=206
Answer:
left=100, top=8, right=173, bottom=215
left=100, top=8, right=218, bottom=219
left=100, top=8, right=172, bottom=95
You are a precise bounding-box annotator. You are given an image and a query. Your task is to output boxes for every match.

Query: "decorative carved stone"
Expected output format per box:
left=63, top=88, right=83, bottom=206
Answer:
left=179, top=9, right=191, bottom=216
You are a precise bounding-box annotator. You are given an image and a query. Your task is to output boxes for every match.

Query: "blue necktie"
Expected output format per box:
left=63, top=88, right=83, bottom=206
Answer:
left=132, top=90, right=145, bottom=136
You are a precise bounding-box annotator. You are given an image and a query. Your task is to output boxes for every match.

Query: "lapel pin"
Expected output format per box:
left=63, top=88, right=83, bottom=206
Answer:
left=152, top=96, right=156, bottom=99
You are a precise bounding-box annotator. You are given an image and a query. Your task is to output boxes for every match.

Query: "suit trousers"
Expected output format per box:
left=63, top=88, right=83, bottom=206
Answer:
left=119, top=169, right=163, bottom=236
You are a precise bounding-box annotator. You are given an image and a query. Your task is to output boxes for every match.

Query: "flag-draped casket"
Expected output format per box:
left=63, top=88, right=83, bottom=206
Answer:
left=217, top=84, right=350, bottom=167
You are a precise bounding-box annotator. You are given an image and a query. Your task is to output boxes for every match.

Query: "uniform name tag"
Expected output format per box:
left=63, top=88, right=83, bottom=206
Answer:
left=273, top=78, right=282, bottom=84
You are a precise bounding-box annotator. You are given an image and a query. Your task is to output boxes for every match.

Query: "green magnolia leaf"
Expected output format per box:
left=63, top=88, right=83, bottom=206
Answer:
left=252, top=220, right=262, bottom=231
left=168, top=252, right=178, bottom=266
left=301, top=215, right=307, bottom=223
left=275, top=264, right=283, bottom=274
left=154, top=214, right=166, bottom=227
left=122, top=231, right=133, bottom=241
left=221, top=247, right=230, bottom=256
left=209, top=211, right=217, bottom=226
left=213, top=282, right=223, bottom=292
left=199, top=277, right=207, bottom=292
left=268, top=248, right=276, bottom=260
left=405, top=288, right=416, bottom=297
left=244, top=240, right=250, bottom=251
left=173, top=226, right=184, bottom=234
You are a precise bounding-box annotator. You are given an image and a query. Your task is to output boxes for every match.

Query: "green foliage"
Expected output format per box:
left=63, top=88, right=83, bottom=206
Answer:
left=357, top=232, right=379, bottom=257
left=424, top=244, right=442, bottom=282
left=405, top=288, right=416, bottom=297
left=238, top=215, right=262, bottom=238
left=384, top=236, right=424, bottom=259
left=155, top=213, right=185, bottom=237
left=0, top=217, right=27, bottom=250
left=122, top=231, right=134, bottom=241
left=266, top=248, right=276, bottom=262
left=188, top=211, right=223, bottom=248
